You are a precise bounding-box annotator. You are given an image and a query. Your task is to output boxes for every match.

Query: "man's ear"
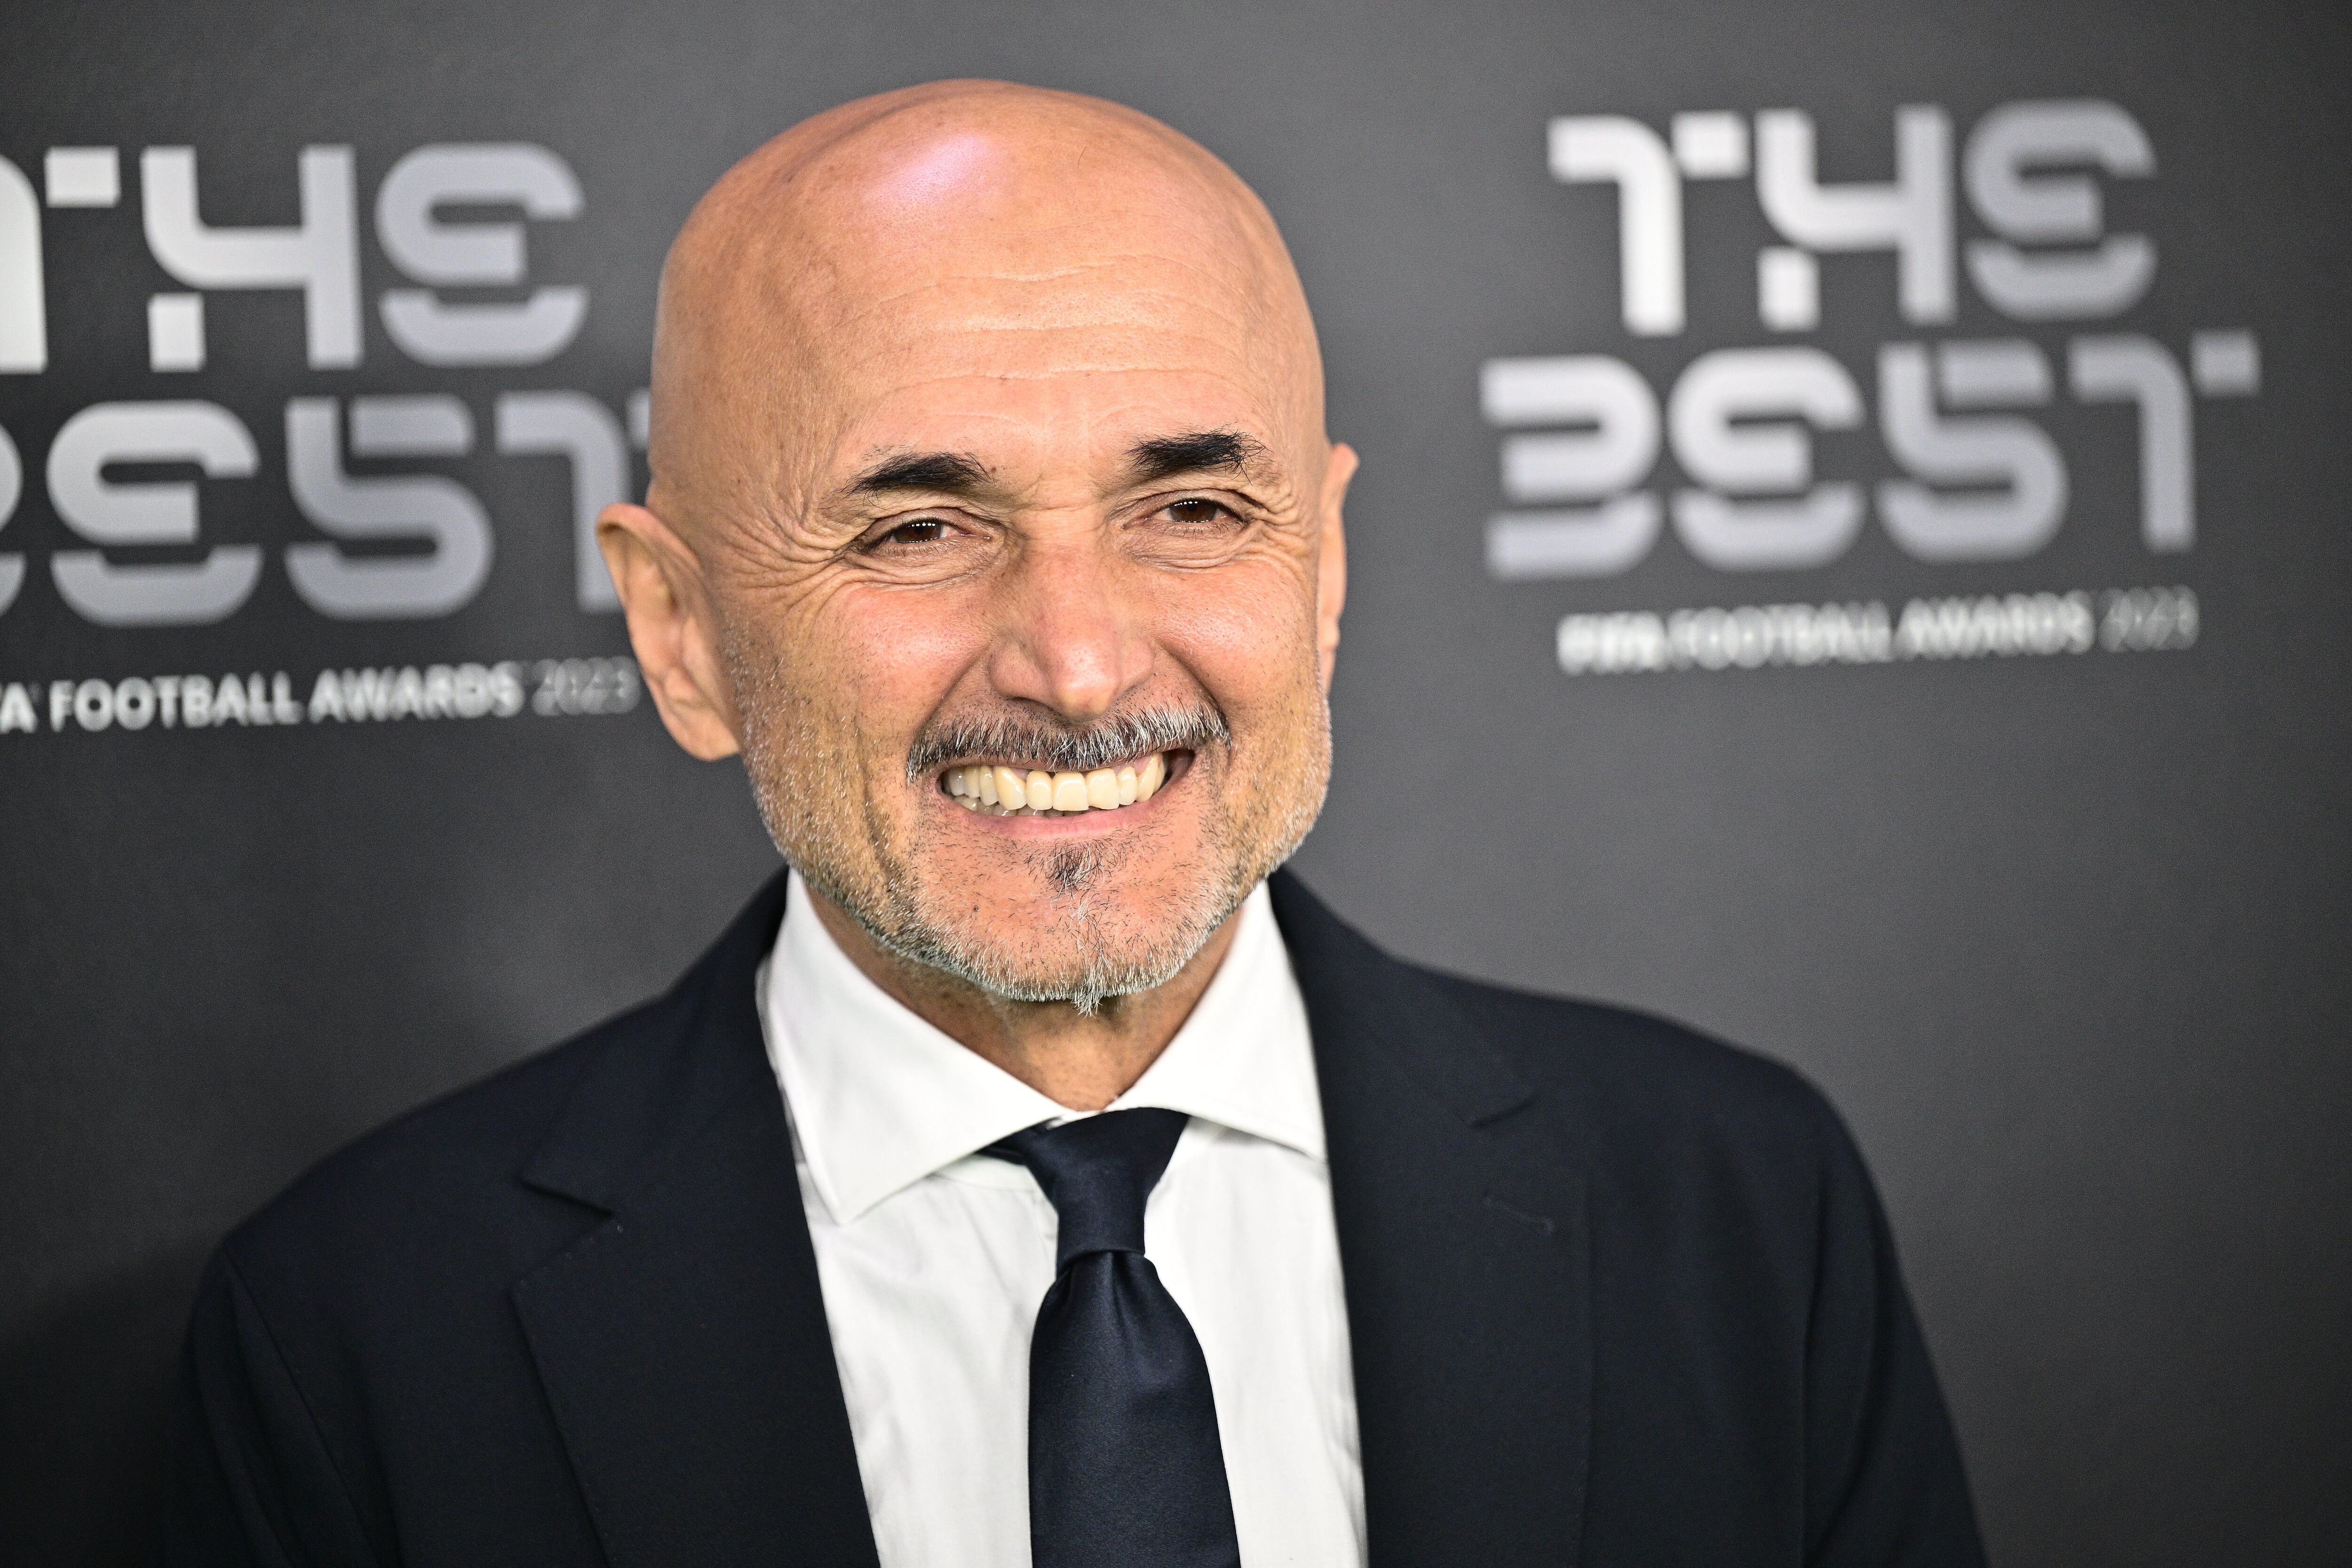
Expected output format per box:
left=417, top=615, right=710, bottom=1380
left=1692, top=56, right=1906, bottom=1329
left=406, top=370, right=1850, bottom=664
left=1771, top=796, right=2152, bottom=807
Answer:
left=596, top=502, right=743, bottom=760
left=1314, top=442, right=1356, bottom=695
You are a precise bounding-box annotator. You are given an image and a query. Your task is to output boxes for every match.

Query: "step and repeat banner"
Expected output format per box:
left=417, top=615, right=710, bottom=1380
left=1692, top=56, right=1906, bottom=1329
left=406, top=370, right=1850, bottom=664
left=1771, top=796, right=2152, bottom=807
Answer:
left=3, top=1, right=2344, bottom=1562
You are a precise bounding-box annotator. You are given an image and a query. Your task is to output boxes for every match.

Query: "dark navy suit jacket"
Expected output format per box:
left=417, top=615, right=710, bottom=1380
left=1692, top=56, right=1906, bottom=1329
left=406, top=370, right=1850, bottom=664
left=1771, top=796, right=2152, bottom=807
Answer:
left=165, top=868, right=1984, bottom=1566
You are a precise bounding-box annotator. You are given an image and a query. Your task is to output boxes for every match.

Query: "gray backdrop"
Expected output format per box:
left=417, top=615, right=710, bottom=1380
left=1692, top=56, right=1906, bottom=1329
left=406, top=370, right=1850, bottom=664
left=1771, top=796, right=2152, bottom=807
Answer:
left=3, top=1, right=2345, bottom=1562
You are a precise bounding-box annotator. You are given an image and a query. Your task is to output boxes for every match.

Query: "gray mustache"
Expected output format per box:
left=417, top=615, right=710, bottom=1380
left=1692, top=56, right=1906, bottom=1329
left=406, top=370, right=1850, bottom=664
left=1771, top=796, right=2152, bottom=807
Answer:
left=904, top=704, right=1230, bottom=782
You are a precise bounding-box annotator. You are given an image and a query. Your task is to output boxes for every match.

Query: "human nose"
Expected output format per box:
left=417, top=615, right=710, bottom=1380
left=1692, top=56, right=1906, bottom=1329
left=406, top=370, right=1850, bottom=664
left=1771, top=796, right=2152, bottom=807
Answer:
left=983, top=532, right=1154, bottom=723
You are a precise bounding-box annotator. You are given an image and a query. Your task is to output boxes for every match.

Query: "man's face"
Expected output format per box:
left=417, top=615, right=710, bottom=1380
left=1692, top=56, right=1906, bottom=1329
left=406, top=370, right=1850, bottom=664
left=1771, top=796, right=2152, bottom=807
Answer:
left=649, top=122, right=1351, bottom=1008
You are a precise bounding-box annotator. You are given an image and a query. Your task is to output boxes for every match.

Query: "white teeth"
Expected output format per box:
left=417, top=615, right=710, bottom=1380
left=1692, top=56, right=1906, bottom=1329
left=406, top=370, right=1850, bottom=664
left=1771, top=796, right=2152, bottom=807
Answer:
left=945, top=752, right=1179, bottom=816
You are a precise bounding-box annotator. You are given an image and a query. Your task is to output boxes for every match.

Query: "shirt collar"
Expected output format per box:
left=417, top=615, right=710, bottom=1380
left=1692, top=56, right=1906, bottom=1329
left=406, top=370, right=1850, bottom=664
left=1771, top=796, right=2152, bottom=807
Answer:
left=760, top=872, right=1324, bottom=1226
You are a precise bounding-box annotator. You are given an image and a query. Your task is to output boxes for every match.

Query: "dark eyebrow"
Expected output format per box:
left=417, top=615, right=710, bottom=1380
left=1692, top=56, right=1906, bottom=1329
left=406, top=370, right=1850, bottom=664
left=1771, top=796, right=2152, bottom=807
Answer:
left=1123, top=430, right=1268, bottom=486
left=847, top=450, right=993, bottom=496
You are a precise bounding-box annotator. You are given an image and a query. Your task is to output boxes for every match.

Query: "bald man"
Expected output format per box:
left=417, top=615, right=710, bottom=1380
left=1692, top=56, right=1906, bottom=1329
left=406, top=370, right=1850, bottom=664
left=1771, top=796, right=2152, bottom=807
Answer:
left=165, top=82, right=1982, bottom=1568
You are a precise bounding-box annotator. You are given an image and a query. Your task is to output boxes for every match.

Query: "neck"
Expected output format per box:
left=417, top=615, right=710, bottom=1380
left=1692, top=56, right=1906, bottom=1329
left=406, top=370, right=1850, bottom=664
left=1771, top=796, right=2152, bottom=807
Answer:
left=803, top=886, right=1244, bottom=1112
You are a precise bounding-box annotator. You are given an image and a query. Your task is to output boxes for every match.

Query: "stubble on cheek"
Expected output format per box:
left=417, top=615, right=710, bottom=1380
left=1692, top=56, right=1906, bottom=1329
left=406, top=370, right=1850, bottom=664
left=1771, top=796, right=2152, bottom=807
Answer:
left=718, top=611, right=902, bottom=918
left=720, top=590, right=1335, bottom=1007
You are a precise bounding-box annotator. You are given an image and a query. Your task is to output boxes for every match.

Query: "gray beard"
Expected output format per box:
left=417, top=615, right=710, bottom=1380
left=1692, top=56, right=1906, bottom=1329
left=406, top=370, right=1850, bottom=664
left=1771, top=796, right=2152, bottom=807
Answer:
left=818, top=840, right=1248, bottom=1016
left=723, top=629, right=1327, bottom=1015
left=784, top=748, right=1287, bottom=1017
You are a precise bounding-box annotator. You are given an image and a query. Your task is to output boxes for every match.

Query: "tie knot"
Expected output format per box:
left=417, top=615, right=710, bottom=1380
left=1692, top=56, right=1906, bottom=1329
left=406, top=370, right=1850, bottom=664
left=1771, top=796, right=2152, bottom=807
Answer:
left=988, top=1107, right=1189, bottom=1272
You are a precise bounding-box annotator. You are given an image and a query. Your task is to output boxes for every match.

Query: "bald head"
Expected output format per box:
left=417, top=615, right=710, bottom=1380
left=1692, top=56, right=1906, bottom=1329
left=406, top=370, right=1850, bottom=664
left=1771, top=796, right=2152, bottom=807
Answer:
left=646, top=80, right=1326, bottom=533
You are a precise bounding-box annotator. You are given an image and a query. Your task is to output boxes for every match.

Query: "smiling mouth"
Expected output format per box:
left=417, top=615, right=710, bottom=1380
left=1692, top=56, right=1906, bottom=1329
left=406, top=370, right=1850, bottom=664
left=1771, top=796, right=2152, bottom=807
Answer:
left=939, top=751, right=1182, bottom=817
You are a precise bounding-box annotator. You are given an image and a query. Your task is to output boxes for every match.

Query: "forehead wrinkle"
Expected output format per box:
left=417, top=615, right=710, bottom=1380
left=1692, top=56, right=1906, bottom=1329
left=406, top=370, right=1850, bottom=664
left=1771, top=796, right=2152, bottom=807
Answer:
left=838, top=315, right=1270, bottom=378
left=816, top=292, right=1280, bottom=391
left=808, top=301, right=1285, bottom=405
left=896, top=251, right=1262, bottom=293
left=803, top=249, right=1272, bottom=342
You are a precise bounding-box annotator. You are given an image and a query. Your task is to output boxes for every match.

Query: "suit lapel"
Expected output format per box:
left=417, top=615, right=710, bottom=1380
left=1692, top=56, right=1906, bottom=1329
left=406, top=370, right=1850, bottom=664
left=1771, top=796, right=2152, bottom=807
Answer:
left=499, top=867, right=1586, bottom=1567
left=1271, top=870, right=1593, bottom=1568
left=510, top=872, right=880, bottom=1568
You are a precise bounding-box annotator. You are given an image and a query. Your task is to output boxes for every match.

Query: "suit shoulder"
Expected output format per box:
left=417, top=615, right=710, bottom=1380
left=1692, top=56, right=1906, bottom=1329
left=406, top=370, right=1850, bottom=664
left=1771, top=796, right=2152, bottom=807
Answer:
left=220, top=992, right=671, bottom=1281
left=1427, top=968, right=1838, bottom=1157
left=1268, top=871, right=1840, bottom=1163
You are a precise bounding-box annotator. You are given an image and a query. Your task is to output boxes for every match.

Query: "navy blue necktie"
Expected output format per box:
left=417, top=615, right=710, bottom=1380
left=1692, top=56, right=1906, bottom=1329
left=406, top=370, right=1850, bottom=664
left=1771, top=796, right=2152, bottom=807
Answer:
left=987, top=1108, right=1243, bottom=1568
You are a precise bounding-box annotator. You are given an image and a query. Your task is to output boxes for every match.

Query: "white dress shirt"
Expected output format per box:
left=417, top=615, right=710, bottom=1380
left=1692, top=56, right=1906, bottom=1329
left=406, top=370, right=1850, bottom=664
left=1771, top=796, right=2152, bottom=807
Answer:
left=758, top=872, right=1366, bottom=1568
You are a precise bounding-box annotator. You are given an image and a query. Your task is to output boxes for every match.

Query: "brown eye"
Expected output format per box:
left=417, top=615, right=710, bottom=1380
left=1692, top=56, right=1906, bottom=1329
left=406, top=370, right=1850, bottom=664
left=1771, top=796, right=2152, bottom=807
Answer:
left=1165, top=498, right=1229, bottom=525
left=883, top=517, right=948, bottom=545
